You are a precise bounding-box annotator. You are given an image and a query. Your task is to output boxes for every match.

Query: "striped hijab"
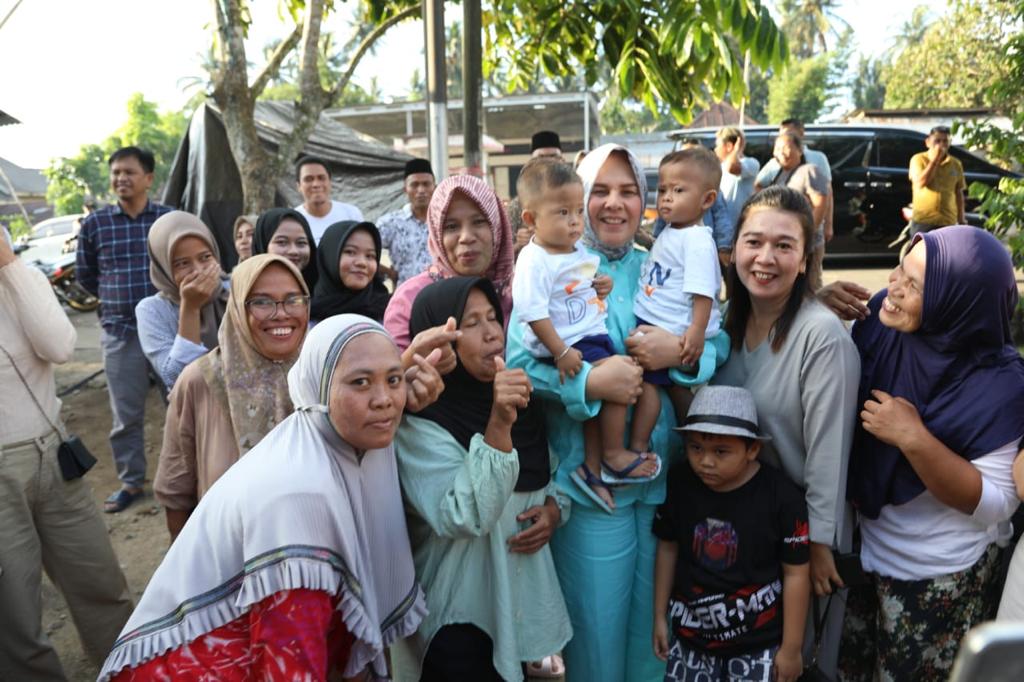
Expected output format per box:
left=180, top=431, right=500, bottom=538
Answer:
left=425, top=174, right=515, bottom=301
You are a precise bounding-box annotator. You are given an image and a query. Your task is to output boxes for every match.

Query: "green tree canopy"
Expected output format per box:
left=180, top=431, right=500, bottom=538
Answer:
left=884, top=0, right=1015, bottom=109
left=766, top=54, right=829, bottom=123
left=43, top=94, right=186, bottom=215
left=956, top=0, right=1024, bottom=270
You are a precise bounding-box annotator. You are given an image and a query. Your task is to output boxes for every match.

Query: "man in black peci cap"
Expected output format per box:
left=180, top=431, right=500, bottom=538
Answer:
left=377, top=158, right=436, bottom=285
left=530, top=130, right=563, bottom=160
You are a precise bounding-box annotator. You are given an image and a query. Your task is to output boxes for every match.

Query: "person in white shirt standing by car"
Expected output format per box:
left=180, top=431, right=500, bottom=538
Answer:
left=714, top=126, right=760, bottom=266
left=293, top=155, right=364, bottom=244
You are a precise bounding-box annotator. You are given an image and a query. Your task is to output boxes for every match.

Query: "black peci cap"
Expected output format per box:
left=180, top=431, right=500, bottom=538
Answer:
left=404, top=158, right=434, bottom=178
left=530, top=130, right=561, bottom=152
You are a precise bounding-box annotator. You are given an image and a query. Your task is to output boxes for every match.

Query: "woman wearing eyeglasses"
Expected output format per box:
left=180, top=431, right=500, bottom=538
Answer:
left=154, top=254, right=311, bottom=541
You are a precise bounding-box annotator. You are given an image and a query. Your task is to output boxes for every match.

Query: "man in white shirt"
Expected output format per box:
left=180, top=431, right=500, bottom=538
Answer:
left=756, top=119, right=834, bottom=243
left=293, top=155, right=364, bottom=244
left=714, top=126, right=760, bottom=231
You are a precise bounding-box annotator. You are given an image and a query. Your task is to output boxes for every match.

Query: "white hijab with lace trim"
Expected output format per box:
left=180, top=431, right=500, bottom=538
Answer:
left=99, top=315, right=425, bottom=681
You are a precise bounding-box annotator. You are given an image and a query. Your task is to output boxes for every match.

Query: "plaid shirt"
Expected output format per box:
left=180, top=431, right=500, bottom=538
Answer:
left=76, top=200, right=173, bottom=339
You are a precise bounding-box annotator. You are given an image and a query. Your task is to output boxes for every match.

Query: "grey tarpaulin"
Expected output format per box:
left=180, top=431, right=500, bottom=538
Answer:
left=163, top=101, right=413, bottom=267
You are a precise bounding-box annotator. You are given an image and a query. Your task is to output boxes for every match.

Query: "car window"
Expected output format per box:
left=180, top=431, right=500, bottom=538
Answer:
left=874, top=132, right=927, bottom=169
left=948, top=147, right=1004, bottom=175
left=742, top=134, right=773, bottom=166
left=805, top=134, right=872, bottom=170
left=30, top=217, right=76, bottom=239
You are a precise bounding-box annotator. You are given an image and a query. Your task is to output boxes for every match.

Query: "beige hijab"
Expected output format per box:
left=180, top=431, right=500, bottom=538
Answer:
left=197, top=254, right=309, bottom=454
left=147, top=211, right=229, bottom=349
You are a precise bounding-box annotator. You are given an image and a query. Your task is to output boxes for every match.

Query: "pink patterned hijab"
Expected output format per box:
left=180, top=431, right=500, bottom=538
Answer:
left=425, top=174, right=515, bottom=301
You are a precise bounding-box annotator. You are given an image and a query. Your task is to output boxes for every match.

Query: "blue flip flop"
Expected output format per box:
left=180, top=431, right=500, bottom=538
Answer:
left=600, top=452, right=663, bottom=485
left=569, top=464, right=615, bottom=514
left=103, top=487, right=143, bottom=514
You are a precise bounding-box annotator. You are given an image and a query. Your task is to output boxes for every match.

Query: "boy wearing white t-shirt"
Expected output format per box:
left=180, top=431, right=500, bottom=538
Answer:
left=632, top=148, right=731, bottom=449
left=513, top=159, right=661, bottom=512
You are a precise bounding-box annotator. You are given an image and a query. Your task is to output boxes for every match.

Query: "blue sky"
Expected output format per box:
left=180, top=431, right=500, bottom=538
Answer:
left=0, top=0, right=925, bottom=168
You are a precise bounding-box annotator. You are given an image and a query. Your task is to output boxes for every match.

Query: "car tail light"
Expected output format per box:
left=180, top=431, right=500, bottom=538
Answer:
left=52, top=266, right=63, bottom=278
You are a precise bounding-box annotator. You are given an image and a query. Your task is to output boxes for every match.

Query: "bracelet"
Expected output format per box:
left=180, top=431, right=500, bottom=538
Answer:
left=555, top=346, right=573, bottom=362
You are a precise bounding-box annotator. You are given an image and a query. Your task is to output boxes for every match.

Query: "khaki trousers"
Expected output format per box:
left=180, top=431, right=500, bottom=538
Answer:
left=0, top=431, right=134, bottom=681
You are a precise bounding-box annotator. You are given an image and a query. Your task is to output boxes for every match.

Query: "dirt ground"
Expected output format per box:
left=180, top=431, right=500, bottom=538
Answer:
left=43, top=352, right=169, bottom=682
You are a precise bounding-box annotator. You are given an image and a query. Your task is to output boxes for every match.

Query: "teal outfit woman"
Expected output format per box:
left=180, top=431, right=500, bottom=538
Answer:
left=505, top=144, right=690, bottom=681
left=392, top=277, right=572, bottom=681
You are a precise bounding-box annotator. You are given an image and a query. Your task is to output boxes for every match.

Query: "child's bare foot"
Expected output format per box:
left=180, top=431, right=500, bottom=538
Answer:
left=603, top=448, right=659, bottom=479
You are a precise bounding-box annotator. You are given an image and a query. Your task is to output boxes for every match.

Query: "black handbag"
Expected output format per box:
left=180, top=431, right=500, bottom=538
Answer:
left=2, top=344, right=96, bottom=481
left=798, top=595, right=835, bottom=682
left=57, top=435, right=97, bottom=480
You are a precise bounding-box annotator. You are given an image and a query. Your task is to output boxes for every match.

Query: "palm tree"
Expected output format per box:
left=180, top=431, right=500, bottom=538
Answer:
left=886, top=5, right=934, bottom=61
left=777, top=0, right=851, bottom=59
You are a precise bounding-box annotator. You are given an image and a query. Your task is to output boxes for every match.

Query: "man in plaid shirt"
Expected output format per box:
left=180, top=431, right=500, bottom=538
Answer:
left=77, top=146, right=171, bottom=512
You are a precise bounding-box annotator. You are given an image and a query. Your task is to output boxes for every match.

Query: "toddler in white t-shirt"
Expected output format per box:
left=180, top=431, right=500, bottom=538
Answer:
left=512, top=159, right=661, bottom=511
left=631, top=147, right=730, bottom=451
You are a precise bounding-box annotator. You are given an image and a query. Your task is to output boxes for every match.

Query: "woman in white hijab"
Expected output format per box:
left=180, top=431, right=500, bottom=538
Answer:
left=99, top=315, right=443, bottom=681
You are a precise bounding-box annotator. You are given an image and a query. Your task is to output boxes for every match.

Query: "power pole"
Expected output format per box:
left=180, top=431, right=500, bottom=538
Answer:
left=423, top=0, right=448, bottom=178
left=462, top=0, right=482, bottom=176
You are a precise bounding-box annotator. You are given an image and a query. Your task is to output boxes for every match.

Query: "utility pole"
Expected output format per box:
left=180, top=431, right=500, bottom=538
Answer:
left=462, top=0, right=482, bottom=176
left=423, top=0, right=448, bottom=178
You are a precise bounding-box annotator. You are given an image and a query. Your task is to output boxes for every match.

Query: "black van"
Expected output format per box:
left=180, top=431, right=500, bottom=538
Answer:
left=667, top=125, right=1019, bottom=260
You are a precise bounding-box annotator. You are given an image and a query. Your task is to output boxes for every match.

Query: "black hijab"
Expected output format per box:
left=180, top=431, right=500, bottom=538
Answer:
left=252, top=208, right=319, bottom=292
left=410, top=277, right=550, bottom=492
left=311, top=221, right=391, bottom=322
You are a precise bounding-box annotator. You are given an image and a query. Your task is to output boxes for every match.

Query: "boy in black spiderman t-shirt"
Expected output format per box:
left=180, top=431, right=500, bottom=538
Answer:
left=653, top=386, right=810, bottom=682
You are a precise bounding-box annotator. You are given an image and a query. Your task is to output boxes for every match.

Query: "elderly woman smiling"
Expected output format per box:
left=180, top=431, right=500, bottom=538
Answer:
left=839, top=226, right=1024, bottom=681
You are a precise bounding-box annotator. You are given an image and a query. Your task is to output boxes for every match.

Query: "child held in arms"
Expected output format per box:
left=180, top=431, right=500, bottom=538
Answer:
left=631, top=147, right=731, bottom=453
left=653, top=385, right=810, bottom=682
left=511, top=158, right=661, bottom=513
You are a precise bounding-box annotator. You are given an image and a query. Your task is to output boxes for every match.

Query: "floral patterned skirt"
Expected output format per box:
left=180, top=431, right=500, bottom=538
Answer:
left=111, top=588, right=354, bottom=681
left=837, top=544, right=1002, bottom=682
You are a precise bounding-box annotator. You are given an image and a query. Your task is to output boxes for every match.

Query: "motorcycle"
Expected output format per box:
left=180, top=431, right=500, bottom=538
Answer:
left=32, top=250, right=100, bottom=312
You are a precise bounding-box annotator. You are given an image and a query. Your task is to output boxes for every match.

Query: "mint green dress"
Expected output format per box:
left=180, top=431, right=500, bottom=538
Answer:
left=391, top=416, right=573, bottom=682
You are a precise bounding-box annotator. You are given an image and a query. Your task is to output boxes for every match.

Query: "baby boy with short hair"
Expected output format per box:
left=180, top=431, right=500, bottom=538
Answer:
left=630, top=147, right=731, bottom=455
left=512, top=158, right=660, bottom=512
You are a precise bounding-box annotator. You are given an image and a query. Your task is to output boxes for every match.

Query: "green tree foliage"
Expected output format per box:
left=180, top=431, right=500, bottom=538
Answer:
left=884, top=0, right=1015, bottom=109
left=776, top=0, right=849, bottom=58
left=956, top=0, right=1024, bottom=268
left=851, top=55, right=886, bottom=110
left=766, top=54, right=829, bottom=123
left=43, top=94, right=186, bottom=215
left=484, top=0, right=786, bottom=124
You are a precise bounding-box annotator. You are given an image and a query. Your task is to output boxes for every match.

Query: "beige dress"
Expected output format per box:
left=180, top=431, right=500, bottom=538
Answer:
left=154, top=361, right=239, bottom=510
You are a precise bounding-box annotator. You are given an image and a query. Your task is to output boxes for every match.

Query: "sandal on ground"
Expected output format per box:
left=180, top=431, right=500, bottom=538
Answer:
left=600, top=451, right=662, bottom=485
left=104, top=487, right=143, bottom=514
left=527, top=654, right=565, bottom=678
left=569, top=464, right=614, bottom=515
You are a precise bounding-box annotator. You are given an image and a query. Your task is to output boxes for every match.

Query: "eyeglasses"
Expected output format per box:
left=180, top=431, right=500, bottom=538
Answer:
left=245, top=294, right=310, bottom=320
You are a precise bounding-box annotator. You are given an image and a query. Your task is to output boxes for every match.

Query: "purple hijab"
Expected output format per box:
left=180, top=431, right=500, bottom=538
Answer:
left=849, top=226, right=1024, bottom=519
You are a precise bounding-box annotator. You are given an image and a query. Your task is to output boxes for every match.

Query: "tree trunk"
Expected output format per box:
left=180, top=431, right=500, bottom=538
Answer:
left=209, top=0, right=419, bottom=213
